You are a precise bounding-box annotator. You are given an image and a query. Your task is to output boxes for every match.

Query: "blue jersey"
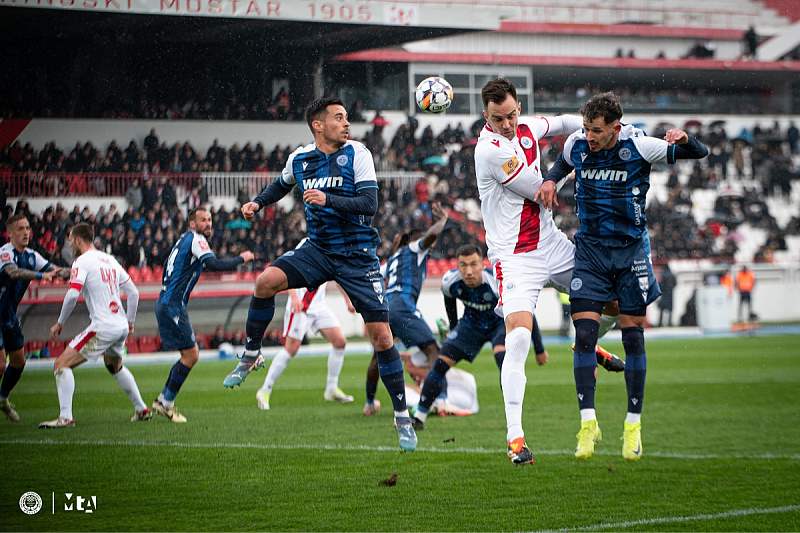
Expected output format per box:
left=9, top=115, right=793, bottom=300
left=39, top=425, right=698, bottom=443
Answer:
left=157, top=230, right=214, bottom=308
left=441, top=267, right=503, bottom=330
left=0, top=243, right=51, bottom=321
left=561, top=124, right=677, bottom=239
left=281, top=140, right=380, bottom=252
left=384, top=239, right=429, bottom=307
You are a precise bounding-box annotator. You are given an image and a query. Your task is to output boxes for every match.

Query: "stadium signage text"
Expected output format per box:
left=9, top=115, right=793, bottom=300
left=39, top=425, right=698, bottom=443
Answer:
left=1, top=0, right=499, bottom=28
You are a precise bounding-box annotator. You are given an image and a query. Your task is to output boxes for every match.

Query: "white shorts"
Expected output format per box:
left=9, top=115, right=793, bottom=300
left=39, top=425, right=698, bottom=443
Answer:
left=282, top=305, right=340, bottom=341
left=404, top=367, right=478, bottom=414
left=493, top=230, right=575, bottom=318
left=68, top=324, right=128, bottom=362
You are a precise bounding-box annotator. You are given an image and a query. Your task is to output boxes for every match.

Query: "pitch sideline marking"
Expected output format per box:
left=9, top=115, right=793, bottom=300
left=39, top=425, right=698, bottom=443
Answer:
left=2, top=438, right=799, bottom=460
left=539, top=504, right=800, bottom=532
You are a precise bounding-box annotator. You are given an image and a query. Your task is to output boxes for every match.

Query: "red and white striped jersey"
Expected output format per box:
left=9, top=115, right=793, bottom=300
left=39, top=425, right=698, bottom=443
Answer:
left=475, top=115, right=582, bottom=263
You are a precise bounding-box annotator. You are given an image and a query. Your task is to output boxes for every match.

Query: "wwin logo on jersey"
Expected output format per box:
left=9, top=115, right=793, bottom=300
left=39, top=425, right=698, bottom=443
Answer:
left=303, top=176, right=343, bottom=189
left=581, top=169, right=628, bottom=181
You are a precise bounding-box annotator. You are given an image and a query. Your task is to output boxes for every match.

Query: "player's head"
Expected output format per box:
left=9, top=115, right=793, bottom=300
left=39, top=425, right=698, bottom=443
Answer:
left=306, top=96, right=350, bottom=151
left=481, top=78, right=520, bottom=141
left=69, top=223, right=95, bottom=257
left=580, top=92, right=623, bottom=152
left=456, top=244, right=484, bottom=288
left=6, top=214, right=31, bottom=250
left=189, top=208, right=212, bottom=238
left=393, top=229, right=424, bottom=253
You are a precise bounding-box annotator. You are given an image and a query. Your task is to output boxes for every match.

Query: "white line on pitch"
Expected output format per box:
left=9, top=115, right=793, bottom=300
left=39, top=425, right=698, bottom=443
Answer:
left=2, top=439, right=799, bottom=460
left=537, top=504, right=800, bottom=532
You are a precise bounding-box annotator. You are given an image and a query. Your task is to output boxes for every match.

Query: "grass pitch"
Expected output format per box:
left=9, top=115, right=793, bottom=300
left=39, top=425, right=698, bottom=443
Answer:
left=2, top=334, right=799, bottom=532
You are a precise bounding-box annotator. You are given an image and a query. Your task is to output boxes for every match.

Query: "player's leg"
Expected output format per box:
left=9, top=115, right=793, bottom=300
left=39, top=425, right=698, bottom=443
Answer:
left=363, top=352, right=381, bottom=416
left=225, top=265, right=289, bottom=387
left=503, top=310, right=536, bottom=464
left=258, top=305, right=304, bottom=409
left=39, top=346, right=86, bottom=428
left=413, top=353, right=456, bottom=429
left=152, top=303, right=198, bottom=422
left=0, top=323, right=27, bottom=421
left=319, top=326, right=353, bottom=403
left=571, top=300, right=603, bottom=459
left=103, top=345, right=150, bottom=421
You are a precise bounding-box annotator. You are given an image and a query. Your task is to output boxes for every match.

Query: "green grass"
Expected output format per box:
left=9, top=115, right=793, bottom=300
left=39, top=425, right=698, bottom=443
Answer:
left=2, top=335, right=800, bottom=532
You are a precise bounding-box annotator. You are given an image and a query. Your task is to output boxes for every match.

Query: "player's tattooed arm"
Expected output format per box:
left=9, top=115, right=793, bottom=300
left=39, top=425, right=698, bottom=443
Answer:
left=4, top=264, right=57, bottom=281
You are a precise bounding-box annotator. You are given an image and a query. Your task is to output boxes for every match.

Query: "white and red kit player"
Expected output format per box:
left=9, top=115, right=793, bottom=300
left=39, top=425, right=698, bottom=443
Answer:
left=475, top=78, right=620, bottom=464
left=40, top=223, right=149, bottom=428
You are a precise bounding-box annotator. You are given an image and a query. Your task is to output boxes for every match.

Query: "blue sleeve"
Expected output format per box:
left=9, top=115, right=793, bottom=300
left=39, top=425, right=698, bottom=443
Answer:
left=203, top=255, right=244, bottom=272
left=543, top=153, right=574, bottom=183
left=669, top=135, right=709, bottom=163
left=253, top=178, right=294, bottom=209
left=444, top=295, right=459, bottom=329
left=325, top=185, right=378, bottom=216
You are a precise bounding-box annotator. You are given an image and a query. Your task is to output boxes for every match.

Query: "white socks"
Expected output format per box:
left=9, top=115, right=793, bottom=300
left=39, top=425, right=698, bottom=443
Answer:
left=55, top=368, right=75, bottom=421
left=502, top=327, right=531, bottom=442
left=580, top=408, right=597, bottom=422
left=626, top=412, right=641, bottom=424
left=326, top=347, right=345, bottom=394
left=598, top=313, right=620, bottom=339
left=261, top=348, right=292, bottom=393
left=113, top=366, right=147, bottom=413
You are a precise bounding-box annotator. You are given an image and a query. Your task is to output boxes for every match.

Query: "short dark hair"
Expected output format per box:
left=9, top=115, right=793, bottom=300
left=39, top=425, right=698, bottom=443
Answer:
left=6, top=214, right=27, bottom=231
left=188, top=207, right=208, bottom=222
left=70, top=222, right=94, bottom=243
left=456, top=244, right=483, bottom=259
left=581, top=92, right=623, bottom=125
left=306, top=96, right=345, bottom=133
left=397, top=229, right=424, bottom=250
left=481, top=78, right=517, bottom=110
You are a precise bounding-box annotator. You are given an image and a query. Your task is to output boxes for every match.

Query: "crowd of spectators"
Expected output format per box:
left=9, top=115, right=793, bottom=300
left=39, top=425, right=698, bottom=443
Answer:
left=1, top=116, right=799, bottom=272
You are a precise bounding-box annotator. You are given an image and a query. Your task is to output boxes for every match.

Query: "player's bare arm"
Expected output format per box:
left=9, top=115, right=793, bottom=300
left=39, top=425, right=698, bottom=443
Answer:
left=534, top=180, right=558, bottom=211
left=420, top=202, right=449, bottom=249
left=4, top=263, right=57, bottom=282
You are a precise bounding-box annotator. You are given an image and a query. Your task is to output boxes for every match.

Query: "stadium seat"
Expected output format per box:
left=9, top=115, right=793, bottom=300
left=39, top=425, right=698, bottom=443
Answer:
left=125, top=336, right=141, bottom=354
left=152, top=265, right=164, bottom=280
left=26, top=340, right=47, bottom=354
left=138, top=336, right=161, bottom=353
left=139, top=266, right=154, bottom=283
left=127, top=266, right=141, bottom=283
left=47, top=340, right=66, bottom=358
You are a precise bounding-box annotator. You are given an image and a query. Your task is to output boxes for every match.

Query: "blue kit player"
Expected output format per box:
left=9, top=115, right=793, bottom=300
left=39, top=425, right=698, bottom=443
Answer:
left=0, top=214, right=64, bottom=421
left=411, top=244, right=506, bottom=430
left=537, top=92, right=708, bottom=461
left=152, top=208, right=254, bottom=422
left=225, top=96, right=418, bottom=451
left=363, top=202, right=448, bottom=417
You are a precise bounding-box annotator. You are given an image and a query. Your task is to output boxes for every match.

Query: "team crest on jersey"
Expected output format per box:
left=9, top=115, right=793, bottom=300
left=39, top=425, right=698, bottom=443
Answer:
left=373, top=280, right=384, bottom=303
left=199, top=240, right=210, bottom=251
left=520, top=136, right=533, bottom=149
left=109, top=301, right=120, bottom=313
left=571, top=278, right=583, bottom=291
left=505, top=281, right=516, bottom=291
left=619, top=148, right=632, bottom=161
left=336, top=155, right=348, bottom=166
left=501, top=156, right=520, bottom=177
left=638, top=276, right=649, bottom=292
left=0, top=253, right=9, bottom=263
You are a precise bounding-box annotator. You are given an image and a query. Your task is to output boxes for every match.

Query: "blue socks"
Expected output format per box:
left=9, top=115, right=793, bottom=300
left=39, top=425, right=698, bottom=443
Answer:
left=376, top=346, right=406, bottom=412
left=622, top=327, right=647, bottom=414
left=417, top=358, right=450, bottom=414
left=162, top=361, right=192, bottom=402
left=0, top=364, right=24, bottom=400
left=573, top=318, right=599, bottom=410
left=245, top=296, right=275, bottom=351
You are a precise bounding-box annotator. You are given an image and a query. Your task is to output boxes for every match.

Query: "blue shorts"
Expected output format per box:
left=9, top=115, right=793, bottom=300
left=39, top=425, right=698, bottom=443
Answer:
left=155, top=301, right=196, bottom=351
left=0, top=315, right=24, bottom=353
left=570, top=232, right=661, bottom=315
left=388, top=299, right=435, bottom=349
left=272, top=240, right=388, bottom=320
left=440, top=320, right=505, bottom=363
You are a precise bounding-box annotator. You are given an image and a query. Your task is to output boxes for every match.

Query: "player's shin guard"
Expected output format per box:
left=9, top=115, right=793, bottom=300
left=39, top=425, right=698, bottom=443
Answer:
left=245, top=296, right=275, bottom=351
left=417, top=358, right=450, bottom=417
left=54, top=368, right=75, bottom=421
left=622, top=327, right=647, bottom=416
left=574, top=318, right=600, bottom=410
left=161, top=361, right=192, bottom=404
left=502, top=327, right=530, bottom=441
left=0, top=364, right=24, bottom=400
left=376, top=347, right=407, bottom=415
left=113, top=365, right=147, bottom=413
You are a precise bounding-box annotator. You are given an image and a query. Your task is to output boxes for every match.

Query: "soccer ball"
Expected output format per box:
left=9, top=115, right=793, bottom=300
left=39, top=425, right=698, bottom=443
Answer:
left=415, top=76, right=453, bottom=114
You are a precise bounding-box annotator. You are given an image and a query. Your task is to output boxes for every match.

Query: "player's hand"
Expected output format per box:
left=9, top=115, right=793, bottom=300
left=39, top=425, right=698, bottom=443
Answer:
left=241, top=202, right=260, bottom=221
left=128, top=322, right=135, bottom=335
left=291, top=298, right=303, bottom=314
left=665, top=128, right=688, bottom=145
left=41, top=270, right=56, bottom=282
left=431, top=201, right=447, bottom=221
left=303, top=189, right=327, bottom=207
left=534, top=180, right=558, bottom=211
left=240, top=251, right=255, bottom=263
left=50, top=323, right=63, bottom=341
left=346, top=301, right=356, bottom=313
left=535, top=350, right=549, bottom=366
